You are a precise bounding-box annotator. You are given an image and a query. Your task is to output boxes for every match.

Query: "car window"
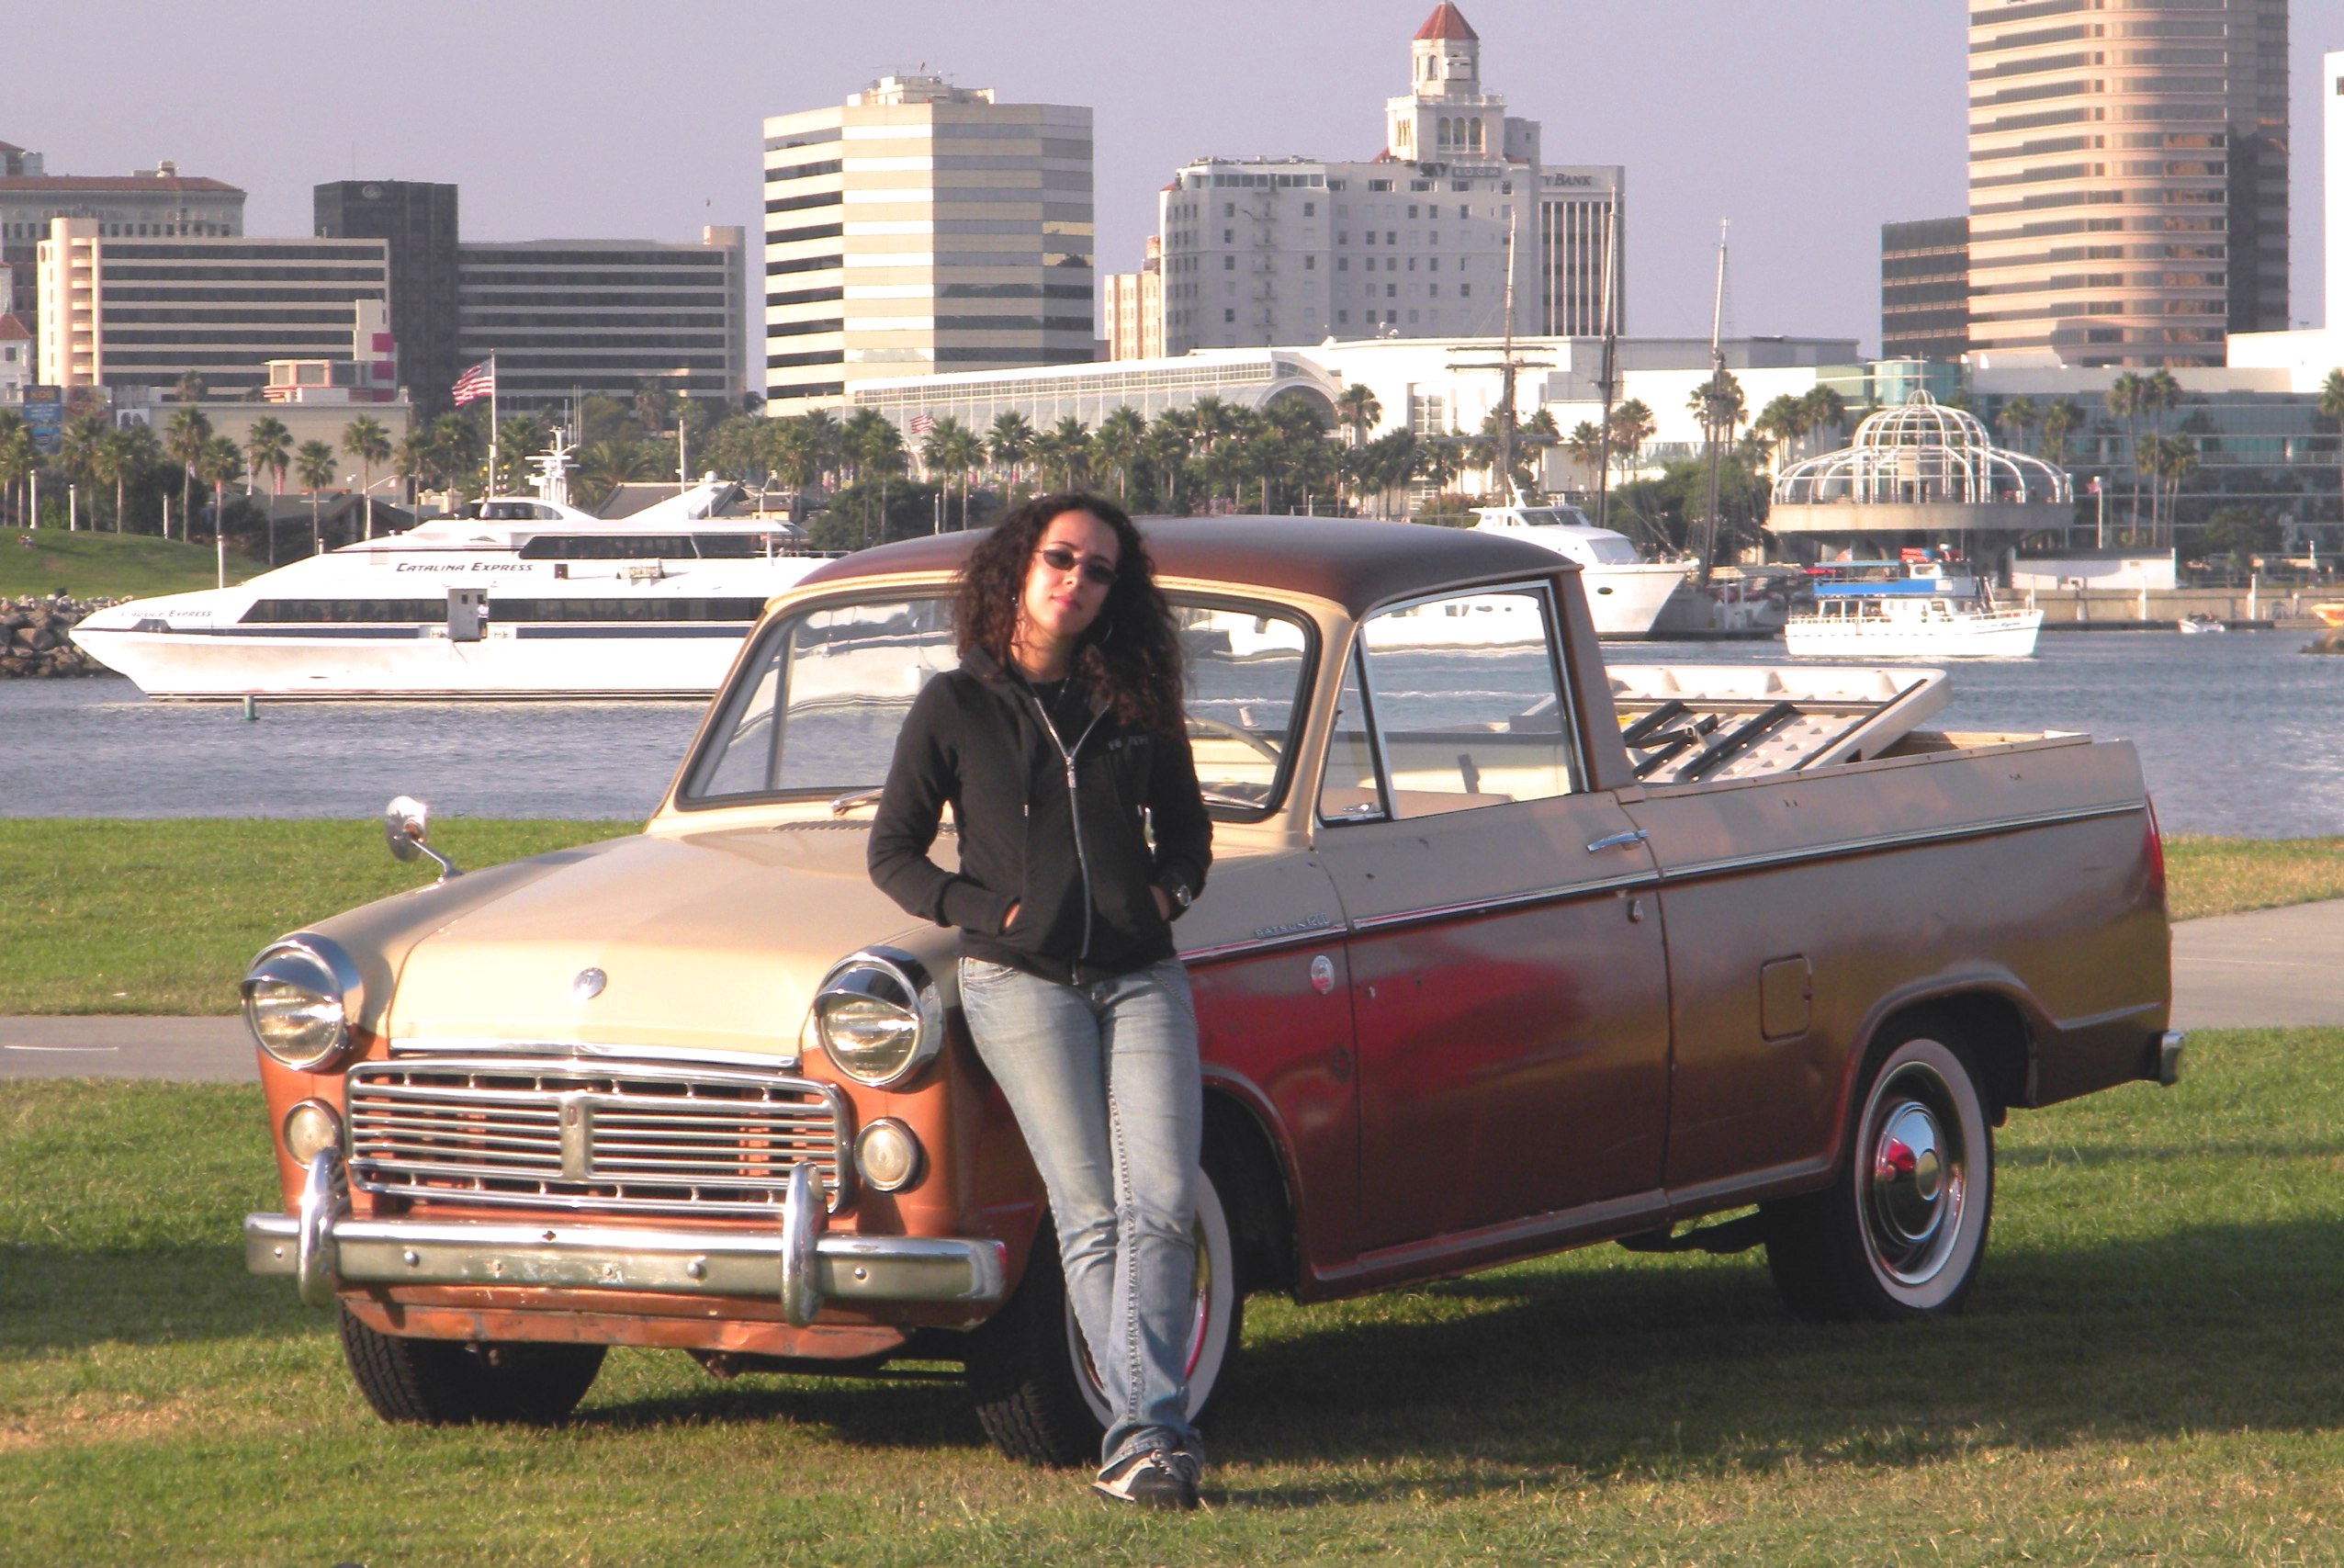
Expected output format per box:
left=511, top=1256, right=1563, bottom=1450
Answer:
left=1316, top=649, right=1386, bottom=823
left=686, top=598, right=958, bottom=801
left=1180, top=604, right=1309, bottom=817
left=1349, top=586, right=1580, bottom=818
left=682, top=593, right=1312, bottom=817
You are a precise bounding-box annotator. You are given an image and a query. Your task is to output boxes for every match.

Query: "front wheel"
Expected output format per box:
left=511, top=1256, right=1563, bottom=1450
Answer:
left=965, top=1164, right=1240, bottom=1467
left=338, top=1305, right=606, bottom=1425
left=1764, top=1020, right=1995, bottom=1322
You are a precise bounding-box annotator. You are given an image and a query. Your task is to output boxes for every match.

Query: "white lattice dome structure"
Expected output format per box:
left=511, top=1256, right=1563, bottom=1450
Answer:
left=1769, top=390, right=2074, bottom=539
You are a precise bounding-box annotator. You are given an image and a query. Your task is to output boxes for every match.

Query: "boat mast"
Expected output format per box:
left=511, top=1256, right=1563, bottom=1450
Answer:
left=1698, top=219, right=1729, bottom=587
left=1594, top=201, right=1620, bottom=532
left=1496, top=208, right=1520, bottom=503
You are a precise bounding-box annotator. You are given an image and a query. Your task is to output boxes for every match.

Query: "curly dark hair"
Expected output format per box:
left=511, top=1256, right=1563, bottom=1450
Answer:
left=952, top=492, right=1186, bottom=738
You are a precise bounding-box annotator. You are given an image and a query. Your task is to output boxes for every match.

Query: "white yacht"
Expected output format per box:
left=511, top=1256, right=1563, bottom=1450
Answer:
left=1469, top=501, right=1693, bottom=638
left=73, top=451, right=830, bottom=700
left=1784, top=560, right=2044, bottom=660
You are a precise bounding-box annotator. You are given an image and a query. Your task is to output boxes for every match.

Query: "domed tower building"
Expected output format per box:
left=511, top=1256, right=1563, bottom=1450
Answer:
left=1770, top=390, right=2075, bottom=578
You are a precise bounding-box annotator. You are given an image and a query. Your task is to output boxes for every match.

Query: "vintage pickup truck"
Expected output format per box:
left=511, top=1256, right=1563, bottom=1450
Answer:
left=242, top=517, right=2180, bottom=1465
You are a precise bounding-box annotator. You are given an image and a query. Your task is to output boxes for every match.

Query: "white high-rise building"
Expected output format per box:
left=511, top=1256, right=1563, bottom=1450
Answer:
left=1155, top=3, right=1622, bottom=355
left=760, top=73, right=1094, bottom=413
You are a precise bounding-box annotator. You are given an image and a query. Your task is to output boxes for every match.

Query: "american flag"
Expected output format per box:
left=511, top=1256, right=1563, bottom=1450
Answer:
left=908, top=412, right=935, bottom=436
left=451, top=359, right=495, bottom=405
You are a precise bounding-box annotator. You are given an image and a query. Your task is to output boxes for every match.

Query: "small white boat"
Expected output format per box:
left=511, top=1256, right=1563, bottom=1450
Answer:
left=2177, top=615, right=2229, bottom=635
left=1469, top=501, right=1692, bottom=639
left=1784, top=561, right=2043, bottom=660
left=73, top=446, right=830, bottom=700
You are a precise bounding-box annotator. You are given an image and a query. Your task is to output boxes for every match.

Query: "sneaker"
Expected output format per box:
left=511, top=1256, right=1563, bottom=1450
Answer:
left=1091, top=1449, right=1200, bottom=1511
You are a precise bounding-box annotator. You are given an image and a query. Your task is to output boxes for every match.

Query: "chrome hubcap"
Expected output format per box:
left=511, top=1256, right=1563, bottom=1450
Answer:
left=1863, top=1066, right=1966, bottom=1286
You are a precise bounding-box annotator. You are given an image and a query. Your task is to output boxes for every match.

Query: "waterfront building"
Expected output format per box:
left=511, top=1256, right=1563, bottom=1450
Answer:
left=0, top=312, right=29, bottom=402
left=846, top=332, right=1858, bottom=494
left=456, top=228, right=748, bottom=413
left=315, top=180, right=461, bottom=413
left=1102, top=236, right=1165, bottom=361
left=761, top=73, right=1095, bottom=413
left=1771, top=391, right=2074, bottom=552
left=0, top=146, right=243, bottom=327
left=1966, top=0, right=2288, bottom=369
left=1154, top=5, right=1623, bottom=355
left=1880, top=217, right=1968, bottom=361
left=32, top=220, right=389, bottom=398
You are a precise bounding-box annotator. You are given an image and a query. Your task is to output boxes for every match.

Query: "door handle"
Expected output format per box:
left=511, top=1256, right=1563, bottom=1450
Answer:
left=1585, top=829, right=1650, bottom=854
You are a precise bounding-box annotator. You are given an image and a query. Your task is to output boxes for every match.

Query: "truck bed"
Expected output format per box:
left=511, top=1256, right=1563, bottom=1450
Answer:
left=1606, top=664, right=1954, bottom=784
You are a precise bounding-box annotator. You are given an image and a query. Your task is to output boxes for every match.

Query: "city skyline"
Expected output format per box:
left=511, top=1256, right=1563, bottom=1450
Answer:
left=8, top=1, right=2344, bottom=356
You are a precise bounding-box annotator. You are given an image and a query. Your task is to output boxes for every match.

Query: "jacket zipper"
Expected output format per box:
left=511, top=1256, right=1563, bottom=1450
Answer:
left=1026, top=691, right=1107, bottom=983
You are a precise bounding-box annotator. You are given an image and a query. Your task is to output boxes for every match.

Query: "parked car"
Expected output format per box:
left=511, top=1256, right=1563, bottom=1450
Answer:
left=242, top=516, right=2180, bottom=1464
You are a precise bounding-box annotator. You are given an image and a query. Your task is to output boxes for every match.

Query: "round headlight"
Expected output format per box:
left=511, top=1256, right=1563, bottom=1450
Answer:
left=242, top=939, right=356, bottom=1071
left=854, top=1118, right=925, bottom=1192
left=282, top=1100, right=343, bottom=1164
left=812, top=953, right=941, bottom=1088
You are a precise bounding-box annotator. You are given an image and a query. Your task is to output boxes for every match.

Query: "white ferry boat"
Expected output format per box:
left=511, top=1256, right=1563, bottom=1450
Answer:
left=1469, top=501, right=1692, bottom=639
left=1784, top=560, right=2044, bottom=660
left=73, top=453, right=829, bottom=700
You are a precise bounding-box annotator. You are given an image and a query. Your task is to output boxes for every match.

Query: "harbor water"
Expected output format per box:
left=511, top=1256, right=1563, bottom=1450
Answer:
left=2, top=629, right=2339, bottom=836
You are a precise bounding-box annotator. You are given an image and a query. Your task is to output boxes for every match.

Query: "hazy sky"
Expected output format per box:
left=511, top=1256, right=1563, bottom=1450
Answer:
left=12, top=1, right=2344, bottom=352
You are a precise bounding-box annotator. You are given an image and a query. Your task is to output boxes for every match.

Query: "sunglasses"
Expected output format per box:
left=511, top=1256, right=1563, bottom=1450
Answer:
left=1038, top=543, right=1119, bottom=587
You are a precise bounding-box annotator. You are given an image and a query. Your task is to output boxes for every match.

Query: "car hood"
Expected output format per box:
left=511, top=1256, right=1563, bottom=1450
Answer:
left=378, top=824, right=930, bottom=1057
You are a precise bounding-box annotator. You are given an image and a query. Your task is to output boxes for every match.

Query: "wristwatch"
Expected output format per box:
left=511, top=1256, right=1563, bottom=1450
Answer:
left=1168, top=883, right=1193, bottom=910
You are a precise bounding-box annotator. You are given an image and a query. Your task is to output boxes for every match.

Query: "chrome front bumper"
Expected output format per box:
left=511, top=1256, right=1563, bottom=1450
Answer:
left=245, top=1148, right=1006, bottom=1326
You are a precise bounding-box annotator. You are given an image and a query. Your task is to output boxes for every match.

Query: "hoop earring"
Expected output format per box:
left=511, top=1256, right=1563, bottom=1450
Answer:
left=1090, top=615, right=1116, bottom=647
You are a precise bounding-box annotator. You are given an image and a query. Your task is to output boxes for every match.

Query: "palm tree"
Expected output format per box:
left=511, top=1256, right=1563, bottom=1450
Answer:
left=396, top=428, right=437, bottom=508
left=2320, top=370, right=2344, bottom=534
left=295, top=439, right=337, bottom=554
left=930, top=420, right=986, bottom=527
left=2106, top=372, right=2147, bottom=535
left=197, top=433, right=246, bottom=550
left=1094, top=406, right=1146, bottom=502
left=1142, top=412, right=1193, bottom=513
left=57, top=412, right=108, bottom=526
left=986, top=411, right=1035, bottom=491
left=175, top=369, right=208, bottom=405
left=245, top=415, right=292, bottom=500
left=1334, top=383, right=1381, bottom=447
left=1796, top=385, right=1847, bottom=448
left=93, top=424, right=158, bottom=536
left=2040, top=397, right=2083, bottom=469
left=765, top=416, right=823, bottom=500
left=1606, top=399, right=1655, bottom=485
left=576, top=439, right=659, bottom=510
left=1565, top=421, right=1606, bottom=490
left=1041, top=415, right=1093, bottom=491
left=0, top=417, right=34, bottom=529
left=164, top=402, right=213, bottom=543
left=1994, top=394, right=2037, bottom=456
left=1753, top=392, right=1806, bottom=473
left=342, top=415, right=392, bottom=538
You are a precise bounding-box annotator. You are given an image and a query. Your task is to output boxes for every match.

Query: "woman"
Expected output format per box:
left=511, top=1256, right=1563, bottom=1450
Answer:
left=867, top=493, right=1214, bottom=1510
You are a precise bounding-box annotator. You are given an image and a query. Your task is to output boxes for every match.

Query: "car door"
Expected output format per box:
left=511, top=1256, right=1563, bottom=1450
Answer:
left=1313, top=582, right=1671, bottom=1253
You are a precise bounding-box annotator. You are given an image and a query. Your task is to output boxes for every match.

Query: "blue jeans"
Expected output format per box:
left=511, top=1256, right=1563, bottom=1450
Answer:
left=958, top=955, right=1203, bottom=1471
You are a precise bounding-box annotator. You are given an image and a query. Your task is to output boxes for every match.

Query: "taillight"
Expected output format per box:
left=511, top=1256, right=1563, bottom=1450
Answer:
left=2142, top=794, right=2168, bottom=914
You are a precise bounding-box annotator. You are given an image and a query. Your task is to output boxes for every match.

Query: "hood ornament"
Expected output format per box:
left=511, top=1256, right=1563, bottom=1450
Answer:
left=572, top=967, right=607, bottom=1002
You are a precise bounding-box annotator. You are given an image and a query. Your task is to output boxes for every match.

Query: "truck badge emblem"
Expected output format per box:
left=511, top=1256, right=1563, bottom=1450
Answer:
left=1310, top=954, right=1335, bottom=995
left=573, top=967, right=606, bottom=1001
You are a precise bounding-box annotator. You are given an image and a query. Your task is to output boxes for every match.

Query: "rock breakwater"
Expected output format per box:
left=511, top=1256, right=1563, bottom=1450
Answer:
left=2, top=595, right=118, bottom=677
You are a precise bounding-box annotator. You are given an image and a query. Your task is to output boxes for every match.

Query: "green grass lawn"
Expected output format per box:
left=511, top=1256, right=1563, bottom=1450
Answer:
left=0, top=527, right=264, bottom=602
left=0, top=819, right=637, bottom=1015
left=2, top=1030, right=2339, bottom=1564
left=0, top=822, right=2335, bottom=1016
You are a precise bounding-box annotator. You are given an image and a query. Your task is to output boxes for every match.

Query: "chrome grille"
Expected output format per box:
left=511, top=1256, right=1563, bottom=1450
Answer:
left=347, top=1053, right=850, bottom=1216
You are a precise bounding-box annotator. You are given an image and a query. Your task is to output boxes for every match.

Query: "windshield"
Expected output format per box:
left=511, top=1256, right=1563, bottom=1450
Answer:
left=680, top=593, right=1314, bottom=818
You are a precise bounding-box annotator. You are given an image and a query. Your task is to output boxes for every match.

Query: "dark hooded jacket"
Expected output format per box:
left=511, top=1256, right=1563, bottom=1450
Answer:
left=868, top=648, right=1212, bottom=986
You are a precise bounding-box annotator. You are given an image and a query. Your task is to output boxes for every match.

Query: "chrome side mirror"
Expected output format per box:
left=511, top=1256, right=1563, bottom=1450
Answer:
left=384, top=795, right=461, bottom=883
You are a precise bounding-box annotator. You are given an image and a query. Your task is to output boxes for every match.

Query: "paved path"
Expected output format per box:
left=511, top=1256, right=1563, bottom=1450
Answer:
left=3, top=900, right=2338, bottom=1081
left=2169, top=898, right=2344, bottom=1032
left=0, top=1015, right=252, bottom=1081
